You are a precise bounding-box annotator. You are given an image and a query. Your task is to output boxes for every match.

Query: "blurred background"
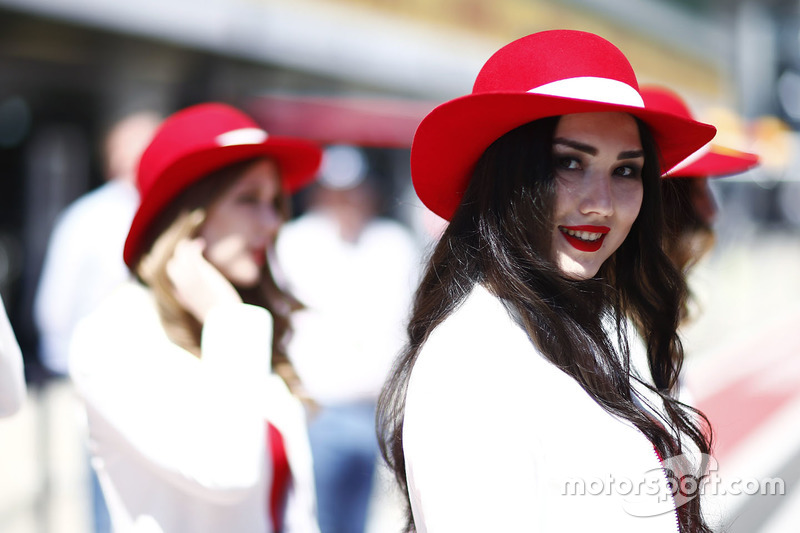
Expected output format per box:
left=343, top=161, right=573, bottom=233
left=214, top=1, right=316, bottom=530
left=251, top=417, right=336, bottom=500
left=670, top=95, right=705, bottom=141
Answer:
left=1, top=0, right=800, bottom=532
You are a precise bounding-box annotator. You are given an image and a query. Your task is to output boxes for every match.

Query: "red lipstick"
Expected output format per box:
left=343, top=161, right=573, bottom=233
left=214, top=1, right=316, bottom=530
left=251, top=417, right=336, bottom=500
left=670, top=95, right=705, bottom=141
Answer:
left=559, top=225, right=610, bottom=252
left=251, top=248, right=266, bottom=267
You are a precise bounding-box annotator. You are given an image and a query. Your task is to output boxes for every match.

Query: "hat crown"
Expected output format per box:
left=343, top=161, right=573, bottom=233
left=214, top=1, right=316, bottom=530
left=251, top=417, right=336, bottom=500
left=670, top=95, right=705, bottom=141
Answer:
left=473, top=30, right=640, bottom=100
left=409, top=30, right=717, bottom=221
left=640, top=86, right=693, bottom=120
left=137, top=103, right=264, bottom=198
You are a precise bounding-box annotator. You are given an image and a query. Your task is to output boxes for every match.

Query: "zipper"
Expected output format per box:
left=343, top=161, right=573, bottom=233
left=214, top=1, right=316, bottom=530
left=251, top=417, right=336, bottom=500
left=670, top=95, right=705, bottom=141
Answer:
left=651, top=445, right=681, bottom=533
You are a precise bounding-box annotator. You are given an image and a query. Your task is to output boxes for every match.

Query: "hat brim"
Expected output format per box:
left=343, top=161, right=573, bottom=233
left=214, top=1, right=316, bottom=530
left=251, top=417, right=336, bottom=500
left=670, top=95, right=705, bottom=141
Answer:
left=124, top=138, right=321, bottom=268
left=411, top=92, right=717, bottom=220
left=664, top=145, right=759, bottom=178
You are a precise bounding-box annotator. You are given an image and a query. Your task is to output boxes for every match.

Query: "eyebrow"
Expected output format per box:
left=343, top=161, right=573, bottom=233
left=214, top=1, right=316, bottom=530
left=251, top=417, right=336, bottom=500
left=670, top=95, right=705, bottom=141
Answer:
left=618, top=149, right=644, bottom=160
left=553, top=138, right=644, bottom=160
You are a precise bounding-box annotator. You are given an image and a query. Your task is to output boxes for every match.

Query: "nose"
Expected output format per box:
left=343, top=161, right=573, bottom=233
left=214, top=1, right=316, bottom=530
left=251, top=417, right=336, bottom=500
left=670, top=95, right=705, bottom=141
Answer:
left=579, top=171, right=614, bottom=217
left=257, top=204, right=282, bottom=235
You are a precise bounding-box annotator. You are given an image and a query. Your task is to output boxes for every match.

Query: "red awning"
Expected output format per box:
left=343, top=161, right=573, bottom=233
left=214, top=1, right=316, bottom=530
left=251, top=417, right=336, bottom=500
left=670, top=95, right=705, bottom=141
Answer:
left=246, top=94, right=437, bottom=148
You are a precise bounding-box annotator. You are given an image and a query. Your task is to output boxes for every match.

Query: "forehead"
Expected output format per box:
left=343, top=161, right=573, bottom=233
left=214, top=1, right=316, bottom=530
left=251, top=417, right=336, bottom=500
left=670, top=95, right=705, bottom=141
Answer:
left=555, top=112, right=642, bottom=148
left=228, top=159, right=281, bottom=189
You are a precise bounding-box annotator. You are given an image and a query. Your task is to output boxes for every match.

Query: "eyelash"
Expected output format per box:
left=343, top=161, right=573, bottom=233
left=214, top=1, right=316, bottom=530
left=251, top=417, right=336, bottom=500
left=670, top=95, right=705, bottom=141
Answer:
left=236, top=194, right=260, bottom=205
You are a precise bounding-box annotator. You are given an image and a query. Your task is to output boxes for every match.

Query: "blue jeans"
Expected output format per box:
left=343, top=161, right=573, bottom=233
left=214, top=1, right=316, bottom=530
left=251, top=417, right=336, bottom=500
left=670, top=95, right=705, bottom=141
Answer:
left=91, top=466, right=112, bottom=533
left=308, top=402, right=378, bottom=533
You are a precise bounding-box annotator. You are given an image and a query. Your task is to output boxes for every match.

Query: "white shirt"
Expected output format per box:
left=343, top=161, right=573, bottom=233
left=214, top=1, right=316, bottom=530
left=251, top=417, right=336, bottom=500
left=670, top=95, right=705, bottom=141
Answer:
left=0, top=294, right=25, bottom=417
left=403, top=285, right=682, bottom=532
left=35, top=179, right=139, bottom=375
left=276, top=212, right=420, bottom=405
left=70, top=281, right=319, bottom=533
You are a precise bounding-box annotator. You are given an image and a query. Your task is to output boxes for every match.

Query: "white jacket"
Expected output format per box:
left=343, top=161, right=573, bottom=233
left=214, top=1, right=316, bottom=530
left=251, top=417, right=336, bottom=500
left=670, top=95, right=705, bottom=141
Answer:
left=0, top=294, right=25, bottom=417
left=276, top=212, right=420, bottom=405
left=70, top=280, right=319, bottom=533
left=403, top=284, right=682, bottom=532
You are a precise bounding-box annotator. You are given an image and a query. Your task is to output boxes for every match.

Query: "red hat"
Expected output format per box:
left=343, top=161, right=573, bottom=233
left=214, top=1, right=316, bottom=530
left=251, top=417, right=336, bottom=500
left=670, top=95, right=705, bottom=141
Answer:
left=640, top=85, right=760, bottom=178
left=124, top=102, right=322, bottom=267
left=410, top=30, right=718, bottom=221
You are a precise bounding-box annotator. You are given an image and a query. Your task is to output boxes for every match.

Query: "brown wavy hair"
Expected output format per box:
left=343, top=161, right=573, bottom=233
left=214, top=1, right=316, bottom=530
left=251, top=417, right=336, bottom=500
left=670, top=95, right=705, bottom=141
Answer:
left=134, top=158, right=306, bottom=397
left=377, top=117, right=714, bottom=532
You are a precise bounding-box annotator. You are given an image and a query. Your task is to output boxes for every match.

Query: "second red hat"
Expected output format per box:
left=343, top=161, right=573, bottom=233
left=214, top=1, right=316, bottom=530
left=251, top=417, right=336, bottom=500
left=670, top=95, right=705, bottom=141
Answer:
left=640, top=86, right=760, bottom=178
left=124, top=102, right=322, bottom=268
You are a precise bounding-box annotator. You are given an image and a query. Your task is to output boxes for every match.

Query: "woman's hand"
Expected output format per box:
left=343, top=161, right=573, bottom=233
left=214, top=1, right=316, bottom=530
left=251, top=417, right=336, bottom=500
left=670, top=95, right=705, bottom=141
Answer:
left=167, top=237, right=242, bottom=324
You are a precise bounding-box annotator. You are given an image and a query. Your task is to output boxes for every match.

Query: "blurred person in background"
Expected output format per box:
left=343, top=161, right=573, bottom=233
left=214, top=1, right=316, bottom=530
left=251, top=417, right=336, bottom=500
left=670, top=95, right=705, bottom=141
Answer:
left=34, top=110, right=162, bottom=377
left=634, top=86, right=760, bottom=443
left=377, top=30, right=718, bottom=532
left=641, top=86, right=760, bottom=282
left=69, top=102, right=323, bottom=533
left=33, top=109, right=161, bottom=533
left=276, top=145, right=420, bottom=533
left=0, top=293, right=25, bottom=418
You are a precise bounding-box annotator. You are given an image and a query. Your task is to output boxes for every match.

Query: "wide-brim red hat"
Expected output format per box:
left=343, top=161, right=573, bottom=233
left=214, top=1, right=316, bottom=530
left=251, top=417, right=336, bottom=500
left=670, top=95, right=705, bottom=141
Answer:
left=640, top=85, right=760, bottom=178
left=411, top=30, right=718, bottom=221
left=124, top=102, right=322, bottom=268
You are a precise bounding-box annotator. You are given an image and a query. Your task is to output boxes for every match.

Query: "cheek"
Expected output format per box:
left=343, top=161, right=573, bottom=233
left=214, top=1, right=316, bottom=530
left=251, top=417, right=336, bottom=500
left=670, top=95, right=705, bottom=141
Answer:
left=552, top=178, right=573, bottom=218
left=204, top=234, right=248, bottom=266
left=202, top=210, right=251, bottom=245
left=200, top=215, right=249, bottom=265
left=618, top=183, right=644, bottom=227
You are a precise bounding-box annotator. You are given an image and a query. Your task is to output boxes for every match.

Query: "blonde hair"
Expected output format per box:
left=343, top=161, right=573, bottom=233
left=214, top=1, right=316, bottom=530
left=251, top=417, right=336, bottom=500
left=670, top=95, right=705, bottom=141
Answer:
left=134, top=158, right=307, bottom=398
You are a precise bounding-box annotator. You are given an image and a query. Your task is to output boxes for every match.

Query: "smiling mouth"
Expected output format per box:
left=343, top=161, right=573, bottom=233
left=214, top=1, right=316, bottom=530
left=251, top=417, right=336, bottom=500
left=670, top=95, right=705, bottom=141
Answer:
left=559, top=225, right=610, bottom=252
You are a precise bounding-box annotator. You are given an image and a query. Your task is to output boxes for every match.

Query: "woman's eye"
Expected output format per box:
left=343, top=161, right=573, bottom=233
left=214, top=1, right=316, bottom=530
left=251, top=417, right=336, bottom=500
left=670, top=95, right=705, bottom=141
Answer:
left=557, top=157, right=581, bottom=170
left=615, top=165, right=641, bottom=179
left=236, top=194, right=260, bottom=205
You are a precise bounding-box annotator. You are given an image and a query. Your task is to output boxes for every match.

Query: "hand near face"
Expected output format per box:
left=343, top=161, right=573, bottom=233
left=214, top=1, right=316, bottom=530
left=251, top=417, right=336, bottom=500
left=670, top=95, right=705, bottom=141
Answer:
left=167, top=237, right=243, bottom=324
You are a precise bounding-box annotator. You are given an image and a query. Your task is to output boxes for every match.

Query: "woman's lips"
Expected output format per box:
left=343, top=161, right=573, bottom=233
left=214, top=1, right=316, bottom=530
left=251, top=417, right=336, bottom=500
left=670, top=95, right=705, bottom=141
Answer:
left=559, top=225, right=610, bottom=252
left=251, top=248, right=267, bottom=267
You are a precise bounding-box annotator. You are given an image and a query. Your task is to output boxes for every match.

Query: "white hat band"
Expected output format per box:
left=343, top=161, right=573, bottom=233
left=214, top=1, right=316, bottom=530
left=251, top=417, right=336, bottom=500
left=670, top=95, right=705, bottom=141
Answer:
left=216, top=128, right=268, bottom=147
left=528, top=76, right=645, bottom=108
left=664, top=142, right=712, bottom=175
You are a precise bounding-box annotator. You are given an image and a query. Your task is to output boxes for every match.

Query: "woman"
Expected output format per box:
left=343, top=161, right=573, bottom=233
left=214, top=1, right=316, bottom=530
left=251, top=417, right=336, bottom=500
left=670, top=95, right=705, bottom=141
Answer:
left=377, top=30, right=717, bottom=532
left=70, top=103, right=322, bottom=532
left=642, top=85, right=760, bottom=275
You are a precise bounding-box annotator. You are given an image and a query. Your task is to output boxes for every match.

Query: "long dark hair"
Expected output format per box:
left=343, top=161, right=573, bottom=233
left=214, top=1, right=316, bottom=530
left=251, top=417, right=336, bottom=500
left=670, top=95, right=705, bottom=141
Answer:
left=377, top=117, right=713, bottom=532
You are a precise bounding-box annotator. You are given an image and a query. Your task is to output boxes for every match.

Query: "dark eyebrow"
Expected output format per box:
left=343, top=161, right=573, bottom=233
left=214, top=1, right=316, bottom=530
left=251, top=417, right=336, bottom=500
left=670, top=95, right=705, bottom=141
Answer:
left=618, top=150, right=644, bottom=160
left=554, top=138, right=644, bottom=161
left=553, top=137, right=596, bottom=156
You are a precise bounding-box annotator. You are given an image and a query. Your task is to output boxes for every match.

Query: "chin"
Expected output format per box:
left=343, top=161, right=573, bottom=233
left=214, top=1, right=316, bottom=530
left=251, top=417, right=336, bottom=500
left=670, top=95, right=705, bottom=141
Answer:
left=562, top=271, right=591, bottom=281
left=233, top=279, right=260, bottom=290
left=233, top=275, right=261, bottom=290
left=226, top=265, right=262, bottom=290
left=557, top=262, right=600, bottom=281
